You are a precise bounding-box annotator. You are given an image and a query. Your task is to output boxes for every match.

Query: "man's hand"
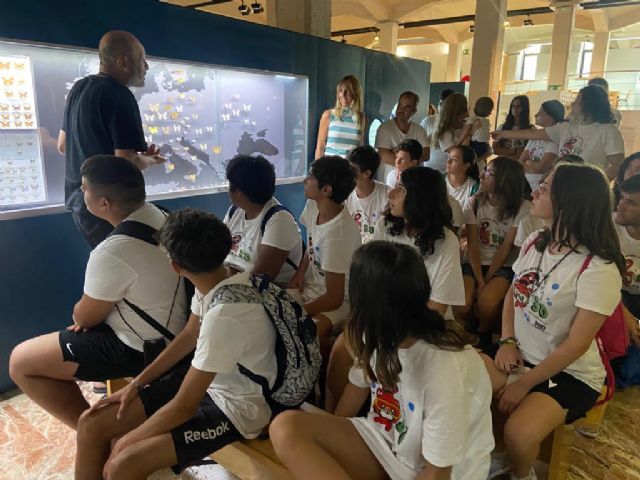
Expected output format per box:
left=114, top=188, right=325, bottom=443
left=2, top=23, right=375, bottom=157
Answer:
left=142, top=143, right=166, bottom=165
left=66, top=323, right=85, bottom=333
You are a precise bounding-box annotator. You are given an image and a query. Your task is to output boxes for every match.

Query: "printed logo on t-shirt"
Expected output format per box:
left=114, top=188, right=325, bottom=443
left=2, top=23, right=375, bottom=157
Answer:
left=371, top=386, right=408, bottom=443
left=623, top=255, right=640, bottom=292
left=230, top=232, right=252, bottom=262
left=352, top=210, right=378, bottom=236
left=307, top=234, right=324, bottom=275
left=513, top=268, right=557, bottom=331
left=560, top=136, right=583, bottom=157
left=479, top=219, right=505, bottom=247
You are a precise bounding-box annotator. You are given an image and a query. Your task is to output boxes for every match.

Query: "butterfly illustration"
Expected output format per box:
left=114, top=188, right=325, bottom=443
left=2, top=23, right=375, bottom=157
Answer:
left=13, top=63, right=25, bottom=70
left=175, top=78, right=185, bottom=84
left=205, top=126, right=213, bottom=133
left=232, top=109, right=240, bottom=117
left=148, top=126, right=158, bottom=134
left=178, top=93, right=186, bottom=100
left=149, top=104, right=160, bottom=112
left=194, top=128, right=203, bottom=135
left=251, top=121, right=256, bottom=126
left=167, top=96, right=174, bottom=103
left=233, top=94, right=240, bottom=101
left=221, top=113, right=230, bottom=122
left=164, top=105, right=173, bottom=111
left=162, top=126, right=170, bottom=134
left=188, top=96, right=196, bottom=103
left=211, top=146, right=221, bottom=154
left=145, top=135, right=152, bottom=143
left=170, top=112, right=179, bottom=120
left=23, top=105, right=31, bottom=111
left=157, top=112, right=167, bottom=120
left=200, top=143, right=207, bottom=150
left=24, top=121, right=33, bottom=127
left=1, top=114, right=9, bottom=121
left=0, top=62, right=10, bottom=69
left=191, top=113, right=199, bottom=120
left=173, top=124, right=181, bottom=133
left=0, top=104, right=8, bottom=111
left=242, top=104, right=251, bottom=112
left=243, top=119, right=250, bottom=125
left=12, top=104, right=20, bottom=111
left=16, top=149, right=23, bottom=154
left=15, top=141, right=22, bottom=146
left=144, top=114, right=155, bottom=122
left=5, top=91, right=13, bottom=98
left=2, top=77, right=14, bottom=86
left=175, top=105, right=183, bottom=112
left=27, top=140, right=33, bottom=145
left=24, top=113, right=32, bottom=120
left=13, top=112, right=21, bottom=119
left=18, top=91, right=27, bottom=99
left=17, top=79, right=25, bottom=86
left=224, top=103, right=232, bottom=111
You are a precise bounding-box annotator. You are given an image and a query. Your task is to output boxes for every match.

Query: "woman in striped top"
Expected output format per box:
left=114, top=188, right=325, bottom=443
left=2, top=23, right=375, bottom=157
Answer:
left=315, top=75, right=366, bottom=159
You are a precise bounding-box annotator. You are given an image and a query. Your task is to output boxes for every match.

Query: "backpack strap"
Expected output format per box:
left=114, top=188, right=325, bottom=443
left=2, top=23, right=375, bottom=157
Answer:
left=260, top=204, right=304, bottom=271
left=226, top=204, right=238, bottom=221
left=108, top=220, right=159, bottom=246
left=122, top=299, right=176, bottom=341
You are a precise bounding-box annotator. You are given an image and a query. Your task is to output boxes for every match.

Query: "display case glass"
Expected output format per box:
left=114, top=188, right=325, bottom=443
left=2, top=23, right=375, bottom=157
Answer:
left=0, top=39, right=309, bottom=219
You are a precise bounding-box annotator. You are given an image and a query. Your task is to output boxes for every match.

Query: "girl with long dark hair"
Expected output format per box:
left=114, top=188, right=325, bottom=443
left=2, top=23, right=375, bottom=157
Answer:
left=492, top=95, right=532, bottom=160
left=270, top=241, right=494, bottom=480
left=446, top=144, right=480, bottom=206
left=482, top=163, right=623, bottom=480
left=455, top=157, right=530, bottom=341
left=492, top=85, right=625, bottom=179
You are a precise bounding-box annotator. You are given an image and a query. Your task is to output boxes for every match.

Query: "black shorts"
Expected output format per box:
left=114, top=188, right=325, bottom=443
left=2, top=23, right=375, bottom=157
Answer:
left=622, top=290, right=640, bottom=319
left=512, top=361, right=600, bottom=424
left=462, top=263, right=514, bottom=283
left=139, top=364, right=243, bottom=473
left=59, top=323, right=145, bottom=381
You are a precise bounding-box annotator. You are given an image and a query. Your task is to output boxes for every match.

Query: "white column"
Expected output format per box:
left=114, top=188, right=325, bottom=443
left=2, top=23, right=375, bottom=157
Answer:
left=468, top=0, right=507, bottom=104
left=590, top=31, right=611, bottom=78
left=266, top=0, right=332, bottom=39
left=547, top=5, right=576, bottom=90
left=446, top=43, right=462, bottom=81
left=378, top=21, right=399, bottom=54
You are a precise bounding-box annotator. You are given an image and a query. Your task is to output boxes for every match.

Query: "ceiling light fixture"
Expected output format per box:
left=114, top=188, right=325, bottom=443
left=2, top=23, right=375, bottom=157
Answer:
left=524, top=16, right=534, bottom=26
left=374, top=34, right=380, bottom=41
left=251, top=1, right=263, bottom=14
left=469, top=24, right=475, bottom=33
left=341, top=36, right=347, bottom=44
left=238, top=0, right=250, bottom=15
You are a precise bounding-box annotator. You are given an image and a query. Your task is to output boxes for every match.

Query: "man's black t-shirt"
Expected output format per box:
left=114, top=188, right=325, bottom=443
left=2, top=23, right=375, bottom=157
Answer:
left=62, top=73, right=146, bottom=203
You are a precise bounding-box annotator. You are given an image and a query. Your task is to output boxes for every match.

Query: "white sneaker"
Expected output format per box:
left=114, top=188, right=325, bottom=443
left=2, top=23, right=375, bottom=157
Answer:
left=510, top=466, right=538, bottom=480
left=488, top=451, right=511, bottom=479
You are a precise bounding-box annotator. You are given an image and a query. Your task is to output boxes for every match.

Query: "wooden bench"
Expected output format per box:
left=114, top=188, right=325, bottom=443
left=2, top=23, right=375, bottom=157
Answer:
left=210, top=403, right=328, bottom=480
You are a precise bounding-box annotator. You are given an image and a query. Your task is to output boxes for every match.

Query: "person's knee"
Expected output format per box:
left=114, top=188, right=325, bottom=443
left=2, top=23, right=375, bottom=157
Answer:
left=475, top=292, right=503, bottom=317
left=105, top=449, right=137, bottom=480
left=269, top=410, right=306, bottom=453
left=77, top=408, right=114, bottom=444
left=504, top=415, right=540, bottom=452
left=9, top=340, right=36, bottom=381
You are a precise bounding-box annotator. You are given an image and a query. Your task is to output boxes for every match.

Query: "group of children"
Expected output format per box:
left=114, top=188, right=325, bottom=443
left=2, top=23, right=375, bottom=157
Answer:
left=9, top=136, right=636, bottom=480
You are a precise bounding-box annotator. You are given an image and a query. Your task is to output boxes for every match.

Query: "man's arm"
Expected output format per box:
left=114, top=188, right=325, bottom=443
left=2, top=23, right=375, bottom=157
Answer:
left=114, top=148, right=164, bottom=171
left=73, top=294, right=116, bottom=329
left=378, top=147, right=396, bottom=167
left=57, top=130, right=66, bottom=154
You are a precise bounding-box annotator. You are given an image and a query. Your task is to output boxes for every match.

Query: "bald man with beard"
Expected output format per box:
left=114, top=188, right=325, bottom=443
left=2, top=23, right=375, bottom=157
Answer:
left=58, top=30, right=164, bottom=248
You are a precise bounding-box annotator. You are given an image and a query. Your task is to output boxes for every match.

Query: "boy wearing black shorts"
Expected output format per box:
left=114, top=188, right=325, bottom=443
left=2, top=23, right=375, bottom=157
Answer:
left=75, top=209, right=279, bottom=479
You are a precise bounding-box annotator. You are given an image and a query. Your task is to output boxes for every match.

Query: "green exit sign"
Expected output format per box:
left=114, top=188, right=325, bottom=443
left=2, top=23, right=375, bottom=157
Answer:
left=463, top=48, right=471, bottom=55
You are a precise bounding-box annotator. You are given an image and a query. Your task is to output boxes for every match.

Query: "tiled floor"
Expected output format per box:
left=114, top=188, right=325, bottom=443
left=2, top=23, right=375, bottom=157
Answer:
left=1, top=382, right=639, bottom=479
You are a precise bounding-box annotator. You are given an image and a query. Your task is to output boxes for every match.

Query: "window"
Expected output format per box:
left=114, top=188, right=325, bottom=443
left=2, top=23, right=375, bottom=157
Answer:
left=579, top=41, right=594, bottom=77
left=517, top=44, right=541, bottom=81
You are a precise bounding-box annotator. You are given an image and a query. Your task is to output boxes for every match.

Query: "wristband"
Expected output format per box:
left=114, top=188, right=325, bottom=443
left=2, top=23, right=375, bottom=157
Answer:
left=130, top=378, right=145, bottom=393
left=498, top=336, right=517, bottom=346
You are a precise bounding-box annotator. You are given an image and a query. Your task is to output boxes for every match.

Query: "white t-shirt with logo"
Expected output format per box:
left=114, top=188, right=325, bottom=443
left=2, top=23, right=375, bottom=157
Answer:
left=428, top=129, right=463, bottom=173
left=463, top=197, right=531, bottom=266
left=523, top=139, right=559, bottom=191
left=545, top=121, right=624, bottom=170
left=446, top=177, right=478, bottom=210
left=223, top=197, right=302, bottom=286
left=466, top=115, right=491, bottom=143
left=386, top=169, right=399, bottom=187
left=375, top=120, right=429, bottom=181
left=84, top=203, right=187, bottom=352
left=345, top=181, right=390, bottom=242
left=511, top=233, right=621, bottom=392
left=349, top=341, right=493, bottom=480
left=299, top=200, right=362, bottom=301
left=614, top=221, right=640, bottom=295
left=191, top=272, right=277, bottom=438
left=374, top=221, right=465, bottom=307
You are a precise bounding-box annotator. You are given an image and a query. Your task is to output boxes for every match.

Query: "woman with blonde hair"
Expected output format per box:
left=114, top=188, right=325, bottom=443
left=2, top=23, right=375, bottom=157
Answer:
left=315, top=75, right=366, bottom=159
left=427, top=93, right=469, bottom=173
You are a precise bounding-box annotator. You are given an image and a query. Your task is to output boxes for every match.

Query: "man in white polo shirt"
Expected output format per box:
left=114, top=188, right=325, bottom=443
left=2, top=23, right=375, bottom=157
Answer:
left=374, top=91, right=429, bottom=182
left=9, top=155, right=187, bottom=429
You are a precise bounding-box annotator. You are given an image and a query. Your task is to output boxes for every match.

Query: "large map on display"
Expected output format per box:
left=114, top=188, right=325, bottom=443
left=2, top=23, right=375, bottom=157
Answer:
left=0, top=40, right=308, bottom=216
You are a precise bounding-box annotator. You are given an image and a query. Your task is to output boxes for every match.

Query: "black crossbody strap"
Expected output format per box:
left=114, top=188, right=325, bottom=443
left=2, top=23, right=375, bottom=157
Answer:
left=122, top=299, right=176, bottom=341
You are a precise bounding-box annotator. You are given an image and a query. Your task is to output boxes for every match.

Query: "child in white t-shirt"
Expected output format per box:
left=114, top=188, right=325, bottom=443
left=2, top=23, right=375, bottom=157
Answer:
left=270, top=241, right=494, bottom=480
left=482, top=163, right=622, bottom=480
left=345, top=145, right=390, bottom=242
left=289, top=155, right=362, bottom=358
left=459, top=96, right=494, bottom=159
left=456, top=157, right=531, bottom=345
left=223, top=155, right=303, bottom=287
left=385, top=139, right=422, bottom=187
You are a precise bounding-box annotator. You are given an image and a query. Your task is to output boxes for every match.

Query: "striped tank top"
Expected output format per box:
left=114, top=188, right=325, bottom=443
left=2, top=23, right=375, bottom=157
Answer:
left=324, top=108, right=362, bottom=158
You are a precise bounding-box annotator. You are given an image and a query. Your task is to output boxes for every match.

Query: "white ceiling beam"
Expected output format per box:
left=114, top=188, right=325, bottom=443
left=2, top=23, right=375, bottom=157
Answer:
left=591, top=10, right=609, bottom=32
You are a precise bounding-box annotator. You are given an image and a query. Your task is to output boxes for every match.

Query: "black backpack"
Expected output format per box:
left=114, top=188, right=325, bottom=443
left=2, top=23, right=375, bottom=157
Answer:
left=210, top=274, right=322, bottom=413
left=226, top=204, right=306, bottom=270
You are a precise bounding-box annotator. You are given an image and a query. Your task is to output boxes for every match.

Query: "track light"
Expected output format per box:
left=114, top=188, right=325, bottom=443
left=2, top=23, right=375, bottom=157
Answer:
left=251, top=1, right=263, bottom=14
left=238, top=1, right=250, bottom=15
left=469, top=24, right=475, bottom=33
left=524, top=16, right=534, bottom=26
left=341, top=36, right=347, bottom=44
left=374, top=34, right=380, bottom=41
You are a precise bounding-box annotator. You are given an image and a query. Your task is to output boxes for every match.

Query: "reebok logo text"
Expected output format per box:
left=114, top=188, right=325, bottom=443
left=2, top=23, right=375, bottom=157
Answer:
left=183, top=421, right=230, bottom=444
